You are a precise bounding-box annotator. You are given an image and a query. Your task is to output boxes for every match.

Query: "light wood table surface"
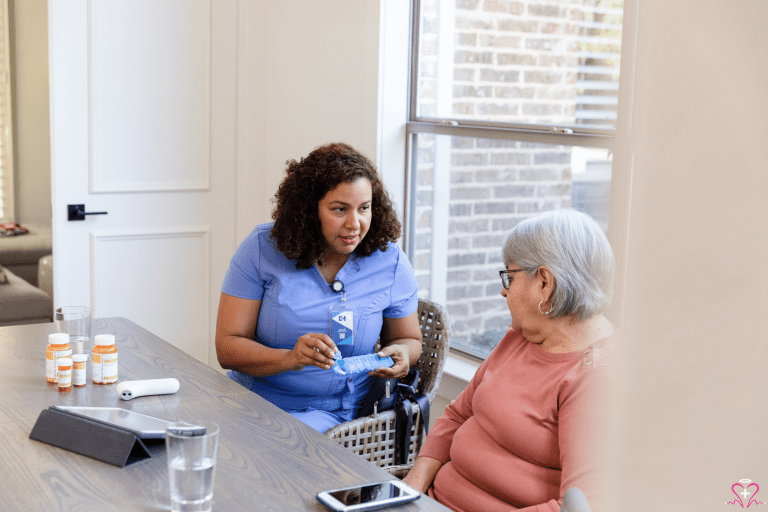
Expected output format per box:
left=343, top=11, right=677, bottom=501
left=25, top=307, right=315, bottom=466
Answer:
left=0, top=318, right=449, bottom=512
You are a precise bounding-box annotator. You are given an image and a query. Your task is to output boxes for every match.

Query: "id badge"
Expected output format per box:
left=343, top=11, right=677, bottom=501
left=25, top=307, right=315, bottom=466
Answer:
left=330, top=294, right=354, bottom=345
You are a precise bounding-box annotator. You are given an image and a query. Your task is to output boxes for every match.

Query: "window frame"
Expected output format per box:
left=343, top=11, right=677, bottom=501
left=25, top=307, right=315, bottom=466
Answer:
left=401, top=0, right=638, bottom=360
left=0, top=0, right=14, bottom=223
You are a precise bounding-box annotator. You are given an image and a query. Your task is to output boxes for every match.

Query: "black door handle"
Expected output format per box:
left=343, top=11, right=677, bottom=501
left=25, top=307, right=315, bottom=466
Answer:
left=68, top=204, right=109, bottom=221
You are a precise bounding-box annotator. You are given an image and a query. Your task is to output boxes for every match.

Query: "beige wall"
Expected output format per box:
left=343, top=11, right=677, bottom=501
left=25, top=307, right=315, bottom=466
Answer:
left=605, top=1, right=768, bottom=509
left=10, top=0, right=51, bottom=226
left=235, top=0, right=382, bottom=243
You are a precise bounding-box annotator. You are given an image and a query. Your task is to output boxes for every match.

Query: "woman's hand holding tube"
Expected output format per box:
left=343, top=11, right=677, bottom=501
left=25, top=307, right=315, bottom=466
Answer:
left=285, top=333, right=338, bottom=371
left=216, top=293, right=341, bottom=377
left=217, top=295, right=421, bottom=378
left=370, top=313, right=422, bottom=379
left=371, top=343, right=412, bottom=379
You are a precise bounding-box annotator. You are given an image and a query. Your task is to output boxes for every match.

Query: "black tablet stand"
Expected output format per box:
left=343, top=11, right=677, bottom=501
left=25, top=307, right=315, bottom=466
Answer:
left=29, top=407, right=152, bottom=468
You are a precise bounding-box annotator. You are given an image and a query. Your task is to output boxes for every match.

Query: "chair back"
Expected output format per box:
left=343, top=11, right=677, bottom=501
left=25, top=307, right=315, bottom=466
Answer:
left=413, top=298, right=451, bottom=403
left=324, top=298, right=451, bottom=468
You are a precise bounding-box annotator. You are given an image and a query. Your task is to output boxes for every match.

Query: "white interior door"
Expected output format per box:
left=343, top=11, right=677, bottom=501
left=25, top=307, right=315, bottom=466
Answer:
left=48, top=0, right=237, bottom=365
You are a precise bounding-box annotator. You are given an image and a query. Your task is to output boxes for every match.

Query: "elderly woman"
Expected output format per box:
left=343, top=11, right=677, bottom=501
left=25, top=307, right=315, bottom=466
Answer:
left=403, top=209, right=617, bottom=511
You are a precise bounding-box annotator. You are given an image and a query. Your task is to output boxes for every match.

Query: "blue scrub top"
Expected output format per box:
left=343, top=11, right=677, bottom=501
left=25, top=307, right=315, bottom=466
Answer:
left=221, top=223, right=418, bottom=421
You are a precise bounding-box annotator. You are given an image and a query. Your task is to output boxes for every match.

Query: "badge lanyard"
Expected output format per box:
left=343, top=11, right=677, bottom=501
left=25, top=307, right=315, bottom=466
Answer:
left=330, top=280, right=354, bottom=345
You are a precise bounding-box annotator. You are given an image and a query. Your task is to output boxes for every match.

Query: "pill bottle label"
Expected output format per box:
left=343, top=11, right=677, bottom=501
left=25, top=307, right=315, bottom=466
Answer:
left=73, top=359, right=87, bottom=387
left=92, top=353, right=103, bottom=383
left=46, top=348, right=72, bottom=383
left=58, top=368, right=72, bottom=392
left=92, top=353, right=118, bottom=384
left=101, top=354, right=118, bottom=384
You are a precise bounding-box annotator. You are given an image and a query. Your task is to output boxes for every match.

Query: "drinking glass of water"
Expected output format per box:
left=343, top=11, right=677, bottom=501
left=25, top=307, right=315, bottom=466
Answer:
left=165, top=422, right=219, bottom=512
left=55, top=306, right=92, bottom=355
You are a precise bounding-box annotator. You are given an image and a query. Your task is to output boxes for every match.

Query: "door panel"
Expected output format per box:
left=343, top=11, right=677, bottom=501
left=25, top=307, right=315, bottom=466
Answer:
left=49, top=0, right=237, bottom=364
left=90, top=0, right=211, bottom=193
left=91, top=229, right=210, bottom=363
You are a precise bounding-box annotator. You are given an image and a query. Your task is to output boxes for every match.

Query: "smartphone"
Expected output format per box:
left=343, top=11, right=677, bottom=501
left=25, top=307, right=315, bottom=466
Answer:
left=316, top=480, right=420, bottom=511
left=50, top=406, right=206, bottom=439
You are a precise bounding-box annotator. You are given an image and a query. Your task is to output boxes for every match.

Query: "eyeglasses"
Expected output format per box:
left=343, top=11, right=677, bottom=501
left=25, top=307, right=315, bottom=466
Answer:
left=499, top=269, right=525, bottom=289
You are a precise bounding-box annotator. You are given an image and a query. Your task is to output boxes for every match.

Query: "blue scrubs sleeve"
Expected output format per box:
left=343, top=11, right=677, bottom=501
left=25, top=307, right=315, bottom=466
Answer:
left=383, top=246, right=418, bottom=318
left=222, top=227, right=266, bottom=300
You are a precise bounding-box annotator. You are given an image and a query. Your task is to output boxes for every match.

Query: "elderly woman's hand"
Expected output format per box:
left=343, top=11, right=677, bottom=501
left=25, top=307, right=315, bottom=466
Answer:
left=370, top=343, right=411, bottom=379
left=403, top=456, right=443, bottom=494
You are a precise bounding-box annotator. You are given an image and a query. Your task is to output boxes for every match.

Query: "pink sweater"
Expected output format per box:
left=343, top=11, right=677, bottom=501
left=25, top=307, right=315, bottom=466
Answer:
left=419, top=329, right=616, bottom=511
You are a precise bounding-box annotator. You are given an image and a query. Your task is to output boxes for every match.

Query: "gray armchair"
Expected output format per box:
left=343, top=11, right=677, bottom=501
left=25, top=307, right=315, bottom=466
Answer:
left=0, top=224, right=53, bottom=326
left=0, top=264, right=53, bottom=326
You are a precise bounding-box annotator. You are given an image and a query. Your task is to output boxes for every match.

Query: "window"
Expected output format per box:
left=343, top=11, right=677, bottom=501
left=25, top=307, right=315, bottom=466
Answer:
left=405, top=0, right=625, bottom=359
left=0, top=0, right=13, bottom=222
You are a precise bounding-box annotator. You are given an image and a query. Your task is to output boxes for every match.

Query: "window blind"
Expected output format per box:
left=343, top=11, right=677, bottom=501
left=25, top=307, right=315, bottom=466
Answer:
left=576, top=1, right=623, bottom=129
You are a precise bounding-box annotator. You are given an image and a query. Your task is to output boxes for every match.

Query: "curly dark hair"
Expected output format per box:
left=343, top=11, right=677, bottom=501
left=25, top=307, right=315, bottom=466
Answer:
left=271, top=143, right=401, bottom=269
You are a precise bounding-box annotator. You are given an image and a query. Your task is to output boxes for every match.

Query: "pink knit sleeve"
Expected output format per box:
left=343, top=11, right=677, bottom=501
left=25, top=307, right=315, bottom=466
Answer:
left=510, top=370, right=602, bottom=512
left=513, top=356, right=612, bottom=512
left=541, top=343, right=615, bottom=512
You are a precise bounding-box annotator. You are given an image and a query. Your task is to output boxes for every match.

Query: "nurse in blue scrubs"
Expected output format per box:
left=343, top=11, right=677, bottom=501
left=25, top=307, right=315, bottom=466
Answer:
left=215, top=142, right=422, bottom=433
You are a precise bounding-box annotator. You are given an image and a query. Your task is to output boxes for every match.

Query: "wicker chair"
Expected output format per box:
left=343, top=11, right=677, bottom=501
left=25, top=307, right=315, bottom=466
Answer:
left=382, top=464, right=411, bottom=479
left=325, top=298, right=451, bottom=469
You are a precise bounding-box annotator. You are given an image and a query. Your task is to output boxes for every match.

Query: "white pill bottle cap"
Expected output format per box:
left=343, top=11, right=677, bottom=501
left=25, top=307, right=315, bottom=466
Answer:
left=48, top=333, right=70, bottom=344
left=94, top=334, right=115, bottom=346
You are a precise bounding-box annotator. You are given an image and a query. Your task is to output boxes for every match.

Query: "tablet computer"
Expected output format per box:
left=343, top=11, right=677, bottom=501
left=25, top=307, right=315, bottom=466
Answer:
left=50, top=406, right=205, bottom=439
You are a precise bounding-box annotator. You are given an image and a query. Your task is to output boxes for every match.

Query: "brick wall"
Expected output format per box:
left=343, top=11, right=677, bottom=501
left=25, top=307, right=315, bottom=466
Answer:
left=413, top=135, right=574, bottom=355
left=412, top=0, right=618, bottom=356
left=418, top=0, right=584, bottom=124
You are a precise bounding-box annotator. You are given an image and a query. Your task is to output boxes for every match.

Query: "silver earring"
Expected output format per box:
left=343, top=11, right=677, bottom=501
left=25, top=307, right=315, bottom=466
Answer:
left=538, top=300, right=553, bottom=315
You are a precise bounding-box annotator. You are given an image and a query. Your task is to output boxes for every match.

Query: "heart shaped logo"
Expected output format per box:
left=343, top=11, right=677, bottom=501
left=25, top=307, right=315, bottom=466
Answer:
left=747, top=484, right=764, bottom=508
left=729, top=482, right=765, bottom=508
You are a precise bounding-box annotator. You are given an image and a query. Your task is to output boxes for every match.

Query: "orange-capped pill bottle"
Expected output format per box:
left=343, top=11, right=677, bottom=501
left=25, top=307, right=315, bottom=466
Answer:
left=72, top=353, right=88, bottom=387
left=57, top=358, right=73, bottom=392
left=46, top=333, right=72, bottom=384
left=92, top=334, right=118, bottom=384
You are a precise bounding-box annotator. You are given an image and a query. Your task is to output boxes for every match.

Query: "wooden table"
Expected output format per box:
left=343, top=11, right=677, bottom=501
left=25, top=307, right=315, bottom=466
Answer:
left=0, top=318, right=448, bottom=512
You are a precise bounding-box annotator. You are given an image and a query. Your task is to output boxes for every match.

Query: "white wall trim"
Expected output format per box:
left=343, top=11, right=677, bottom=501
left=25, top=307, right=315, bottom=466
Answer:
left=443, top=352, right=479, bottom=383
left=430, top=351, right=479, bottom=429
left=604, top=0, right=639, bottom=330
left=376, top=0, right=411, bottom=246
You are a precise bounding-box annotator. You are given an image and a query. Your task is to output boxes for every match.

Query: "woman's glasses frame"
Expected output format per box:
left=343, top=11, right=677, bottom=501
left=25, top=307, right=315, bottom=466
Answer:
left=499, top=269, right=526, bottom=290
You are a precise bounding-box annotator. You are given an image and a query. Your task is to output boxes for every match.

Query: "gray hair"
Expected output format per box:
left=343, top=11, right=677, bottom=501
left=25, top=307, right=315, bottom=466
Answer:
left=502, top=209, right=614, bottom=321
